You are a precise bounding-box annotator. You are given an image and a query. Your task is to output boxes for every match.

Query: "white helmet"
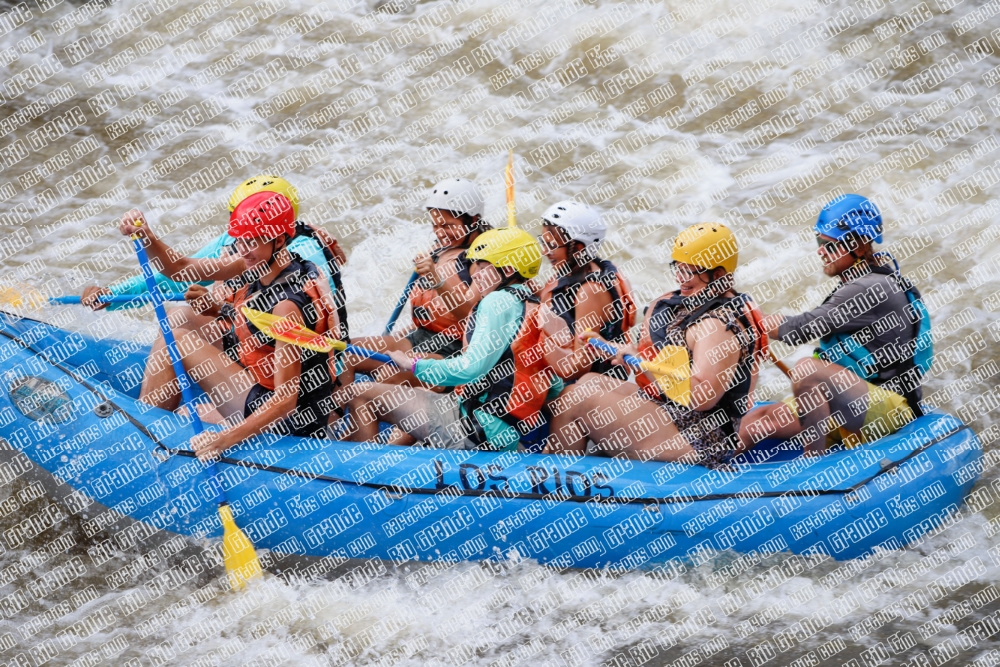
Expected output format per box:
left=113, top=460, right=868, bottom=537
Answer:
left=541, top=200, right=606, bottom=246
left=425, top=178, right=484, bottom=218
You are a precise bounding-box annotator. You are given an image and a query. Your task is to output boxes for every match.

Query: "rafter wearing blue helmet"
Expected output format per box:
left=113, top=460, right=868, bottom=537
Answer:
left=736, top=194, right=933, bottom=458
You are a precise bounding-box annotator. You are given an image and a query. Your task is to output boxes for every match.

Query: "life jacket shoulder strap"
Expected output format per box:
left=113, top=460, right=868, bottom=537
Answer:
left=430, top=246, right=475, bottom=286
left=295, top=222, right=349, bottom=342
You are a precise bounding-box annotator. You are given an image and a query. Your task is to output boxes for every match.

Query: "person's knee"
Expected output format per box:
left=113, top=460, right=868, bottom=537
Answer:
left=791, top=358, right=827, bottom=395
left=548, top=381, right=599, bottom=419
left=552, top=419, right=587, bottom=446
left=583, top=372, right=620, bottom=392
left=346, top=396, right=375, bottom=425
left=174, top=328, right=207, bottom=356
left=741, top=411, right=777, bottom=444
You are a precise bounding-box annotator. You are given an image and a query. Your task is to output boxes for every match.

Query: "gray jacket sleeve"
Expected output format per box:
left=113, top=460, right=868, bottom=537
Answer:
left=777, top=273, right=903, bottom=346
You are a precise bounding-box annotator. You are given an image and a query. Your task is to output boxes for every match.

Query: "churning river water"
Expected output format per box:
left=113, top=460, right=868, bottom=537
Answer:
left=1, top=0, right=1000, bottom=664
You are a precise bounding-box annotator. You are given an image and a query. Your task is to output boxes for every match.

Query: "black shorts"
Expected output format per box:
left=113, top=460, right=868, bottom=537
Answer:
left=245, top=384, right=327, bottom=439
left=405, top=326, right=463, bottom=358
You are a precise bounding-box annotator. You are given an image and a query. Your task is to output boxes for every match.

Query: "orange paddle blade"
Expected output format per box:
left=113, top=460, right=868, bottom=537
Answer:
left=240, top=307, right=345, bottom=353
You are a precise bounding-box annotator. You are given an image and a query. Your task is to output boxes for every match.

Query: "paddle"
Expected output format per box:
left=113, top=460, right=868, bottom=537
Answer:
left=586, top=338, right=692, bottom=406
left=130, top=226, right=262, bottom=591
left=506, top=149, right=517, bottom=228
left=242, top=306, right=395, bottom=364
left=383, top=271, right=419, bottom=335
left=52, top=293, right=187, bottom=305
left=769, top=349, right=792, bottom=377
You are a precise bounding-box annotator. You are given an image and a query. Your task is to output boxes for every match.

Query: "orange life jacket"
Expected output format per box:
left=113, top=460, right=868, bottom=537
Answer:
left=456, top=285, right=550, bottom=436
left=226, top=256, right=335, bottom=402
left=540, top=258, right=637, bottom=377
left=409, top=246, right=474, bottom=340
left=294, top=221, right=349, bottom=341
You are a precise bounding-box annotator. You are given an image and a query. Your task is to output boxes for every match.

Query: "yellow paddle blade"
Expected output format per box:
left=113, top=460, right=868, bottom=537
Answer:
left=642, top=345, right=692, bottom=407
left=505, top=150, right=517, bottom=228
left=0, top=283, right=45, bottom=310
left=240, top=307, right=346, bottom=353
left=219, top=504, right=263, bottom=590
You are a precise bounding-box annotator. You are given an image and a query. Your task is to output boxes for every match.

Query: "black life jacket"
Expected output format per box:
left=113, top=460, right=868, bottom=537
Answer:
left=640, top=290, right=762, bottom=441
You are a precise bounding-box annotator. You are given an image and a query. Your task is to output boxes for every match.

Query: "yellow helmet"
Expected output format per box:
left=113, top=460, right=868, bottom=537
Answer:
left=229, top=175, right=300, bottom=219
left=466, top=227, right=542, bottom=279
left=671, top=222, right=738, bottom=274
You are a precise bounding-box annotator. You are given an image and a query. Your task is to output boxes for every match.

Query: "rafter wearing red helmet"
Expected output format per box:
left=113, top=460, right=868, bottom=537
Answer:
left=116, top=197, right=341, bottom=461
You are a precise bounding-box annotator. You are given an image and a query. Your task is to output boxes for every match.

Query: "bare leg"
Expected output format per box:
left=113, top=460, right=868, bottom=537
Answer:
left=789, top=358, right=869, bottom=456
left=343, top=381, right=433, bottom=444
left=736, top=402, right=802, bottom=456
left=140, top=305, right=229, bottom=410
left=178, top=400, right=227, bottom=425
left=140, top=323, right=256, bottom=421
left=545, top=373, right=698, bottom=463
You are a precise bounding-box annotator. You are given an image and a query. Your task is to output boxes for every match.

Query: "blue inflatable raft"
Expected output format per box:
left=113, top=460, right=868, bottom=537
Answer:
left=0, top=309, right=982, bottom=569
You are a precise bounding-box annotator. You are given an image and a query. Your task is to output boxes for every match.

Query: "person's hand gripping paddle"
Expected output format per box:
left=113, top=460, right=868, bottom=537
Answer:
left=586, top=337, right=693, bottom=406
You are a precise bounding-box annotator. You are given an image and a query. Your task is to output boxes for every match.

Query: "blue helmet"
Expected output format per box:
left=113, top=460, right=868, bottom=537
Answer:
left=815, top=194, right=882, bottom=244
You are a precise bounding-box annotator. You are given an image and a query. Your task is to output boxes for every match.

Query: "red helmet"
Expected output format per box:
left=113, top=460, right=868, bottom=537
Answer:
left=228, top=192, right=296, bottom=240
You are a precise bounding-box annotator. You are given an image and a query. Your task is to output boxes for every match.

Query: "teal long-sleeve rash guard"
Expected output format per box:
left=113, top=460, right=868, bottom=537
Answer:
left=413, top=283, right=561, bottom=451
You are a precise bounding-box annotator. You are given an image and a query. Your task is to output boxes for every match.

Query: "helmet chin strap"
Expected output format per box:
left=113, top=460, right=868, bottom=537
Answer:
left=497, top=265, right=521, bottom=289
left=569, top=241, right=590, bottom=272
left=260, top=235, right=289, bottom=277
left=435, top=216, right=477, bottom=252
left=688, top=268, right=731, bottom=307
left=460, top=215, right=483, bottom=248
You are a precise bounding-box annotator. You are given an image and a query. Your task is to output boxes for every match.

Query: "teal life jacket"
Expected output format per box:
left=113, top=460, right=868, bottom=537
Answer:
left=816, top=265, right=933, bottom=415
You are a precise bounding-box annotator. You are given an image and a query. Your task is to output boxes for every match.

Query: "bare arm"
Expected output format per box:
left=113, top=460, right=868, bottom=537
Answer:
left=541, top=282, right=613, bottom=381
left=120, top=209, right=245, bottom=282
left=687, top=317, right=741, bottom=412
left=539, top=303, right=578, bottom=379
left=412, top=249, right=480, bottom=322
left=191, top=300, right=306, bottom=460
left=763, top=313, right=784, bottom=341
left=221, top=300, right=303, bottom=446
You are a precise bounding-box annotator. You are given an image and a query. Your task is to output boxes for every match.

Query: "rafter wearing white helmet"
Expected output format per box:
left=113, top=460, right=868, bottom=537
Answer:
left=541, top=200, right=606, bottom=271
left=426, top=178, right=485, bottom=221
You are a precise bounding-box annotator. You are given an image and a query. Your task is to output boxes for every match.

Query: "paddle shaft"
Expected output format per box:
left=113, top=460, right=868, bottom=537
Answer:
left=506, top=150, right=516, bottom=228
left=591, top=334, right=794, bottom=380
left=345, top=344, right=393, bottom=365
left=132, top=236, right=228, bottom=506
left=769, top=349, right=792, bottom=377
left=52, top=294, right=187, bottom=304
left=240, top=305, right=397, bottom=365
left=587, top=338, right=644, bottom=372
left=383, top=271, right=419, bottom=335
